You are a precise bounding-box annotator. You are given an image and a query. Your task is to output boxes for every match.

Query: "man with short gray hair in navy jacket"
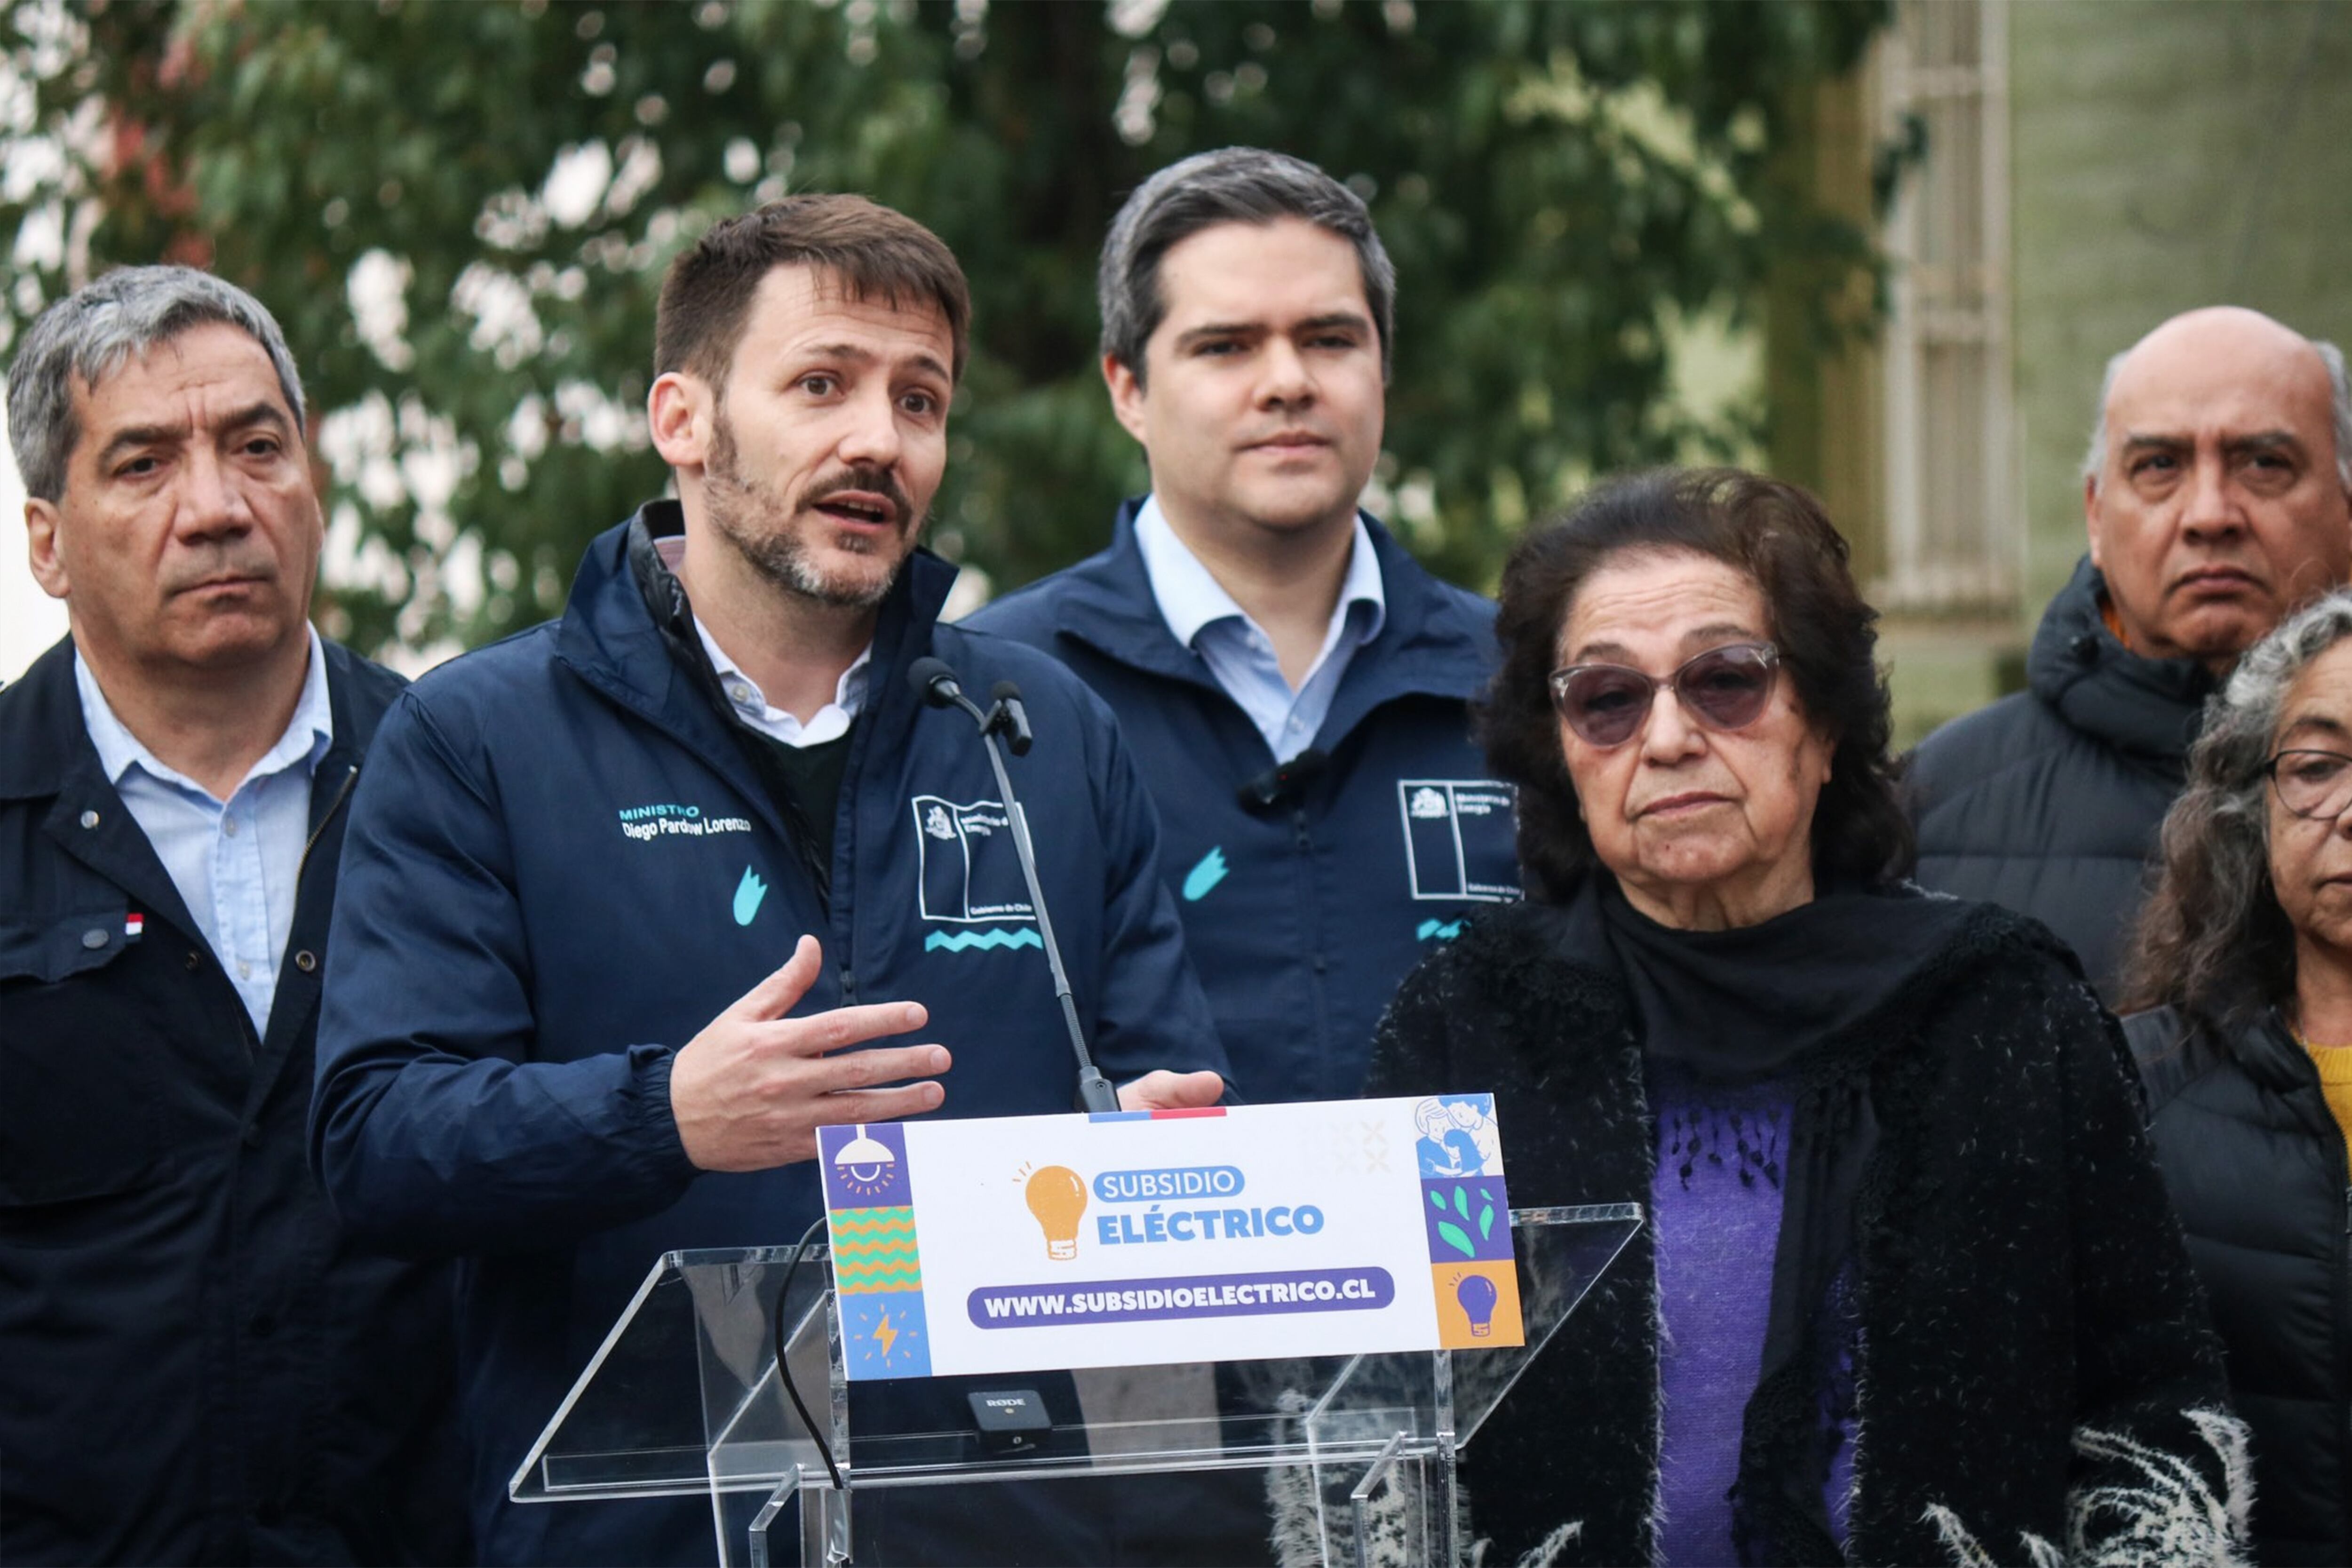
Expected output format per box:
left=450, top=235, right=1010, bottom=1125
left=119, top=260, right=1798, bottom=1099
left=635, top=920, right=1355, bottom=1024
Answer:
left=973, top=148, right=1515, bottom=1108
left=313, top=195, right=1230, bottom=1567
left=0, top=265, right=461, bottom=1565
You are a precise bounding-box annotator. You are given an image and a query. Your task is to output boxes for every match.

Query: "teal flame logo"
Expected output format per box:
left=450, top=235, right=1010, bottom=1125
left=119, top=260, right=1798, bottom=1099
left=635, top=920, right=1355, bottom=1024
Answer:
left=732, top=868, right=768, bottom=926
left=1183, top=848, right=1229, bottom=902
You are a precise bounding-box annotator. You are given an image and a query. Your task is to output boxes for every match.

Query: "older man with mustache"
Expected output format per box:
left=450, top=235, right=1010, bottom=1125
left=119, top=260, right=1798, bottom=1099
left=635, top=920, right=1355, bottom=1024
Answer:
left=1909, top=306, right=2352, bottom=1000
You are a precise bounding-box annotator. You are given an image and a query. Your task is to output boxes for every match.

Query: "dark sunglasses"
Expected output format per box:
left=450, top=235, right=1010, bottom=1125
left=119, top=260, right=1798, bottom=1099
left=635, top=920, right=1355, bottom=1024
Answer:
left=1548, top=642, right=1782, bottom=749
left=2262, top=748, right=2352, bottom=820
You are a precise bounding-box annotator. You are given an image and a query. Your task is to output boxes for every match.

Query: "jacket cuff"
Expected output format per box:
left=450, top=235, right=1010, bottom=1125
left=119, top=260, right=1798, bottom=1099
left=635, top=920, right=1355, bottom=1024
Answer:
left=629, top=1043, right=701, bottom=1184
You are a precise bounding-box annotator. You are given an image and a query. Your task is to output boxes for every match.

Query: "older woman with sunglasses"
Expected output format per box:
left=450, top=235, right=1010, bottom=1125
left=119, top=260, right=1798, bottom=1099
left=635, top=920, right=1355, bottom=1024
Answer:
left=2122, top=590, right=2352, bottom=1566
left=1354, top=470, right=2244, bottom=1567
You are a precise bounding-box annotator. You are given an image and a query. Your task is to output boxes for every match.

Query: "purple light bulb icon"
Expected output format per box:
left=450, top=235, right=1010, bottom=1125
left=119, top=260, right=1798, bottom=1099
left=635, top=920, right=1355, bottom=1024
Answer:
left=1454, top=1273, right=1499, bottom=1337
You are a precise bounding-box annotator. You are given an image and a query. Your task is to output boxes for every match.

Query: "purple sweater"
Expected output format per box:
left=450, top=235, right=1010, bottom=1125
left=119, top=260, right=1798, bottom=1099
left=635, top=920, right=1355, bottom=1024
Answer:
left=1651, top=1076, right=1854, bottom=1564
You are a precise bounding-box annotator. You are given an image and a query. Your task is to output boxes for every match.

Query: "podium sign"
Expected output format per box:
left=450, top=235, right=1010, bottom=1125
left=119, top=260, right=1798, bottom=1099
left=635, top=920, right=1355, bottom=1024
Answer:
left=816, top=1094, right=1520, bottom=1381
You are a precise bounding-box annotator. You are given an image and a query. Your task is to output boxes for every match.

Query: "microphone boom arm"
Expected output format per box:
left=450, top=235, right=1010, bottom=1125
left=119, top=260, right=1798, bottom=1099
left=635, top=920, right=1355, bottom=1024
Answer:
left=975, top=729, right=1116, bottom=1113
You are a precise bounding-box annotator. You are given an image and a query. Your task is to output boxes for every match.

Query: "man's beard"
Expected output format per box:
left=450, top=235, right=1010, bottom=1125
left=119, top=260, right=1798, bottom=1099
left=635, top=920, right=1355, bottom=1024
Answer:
left=703, top=413, right=920, bottom=610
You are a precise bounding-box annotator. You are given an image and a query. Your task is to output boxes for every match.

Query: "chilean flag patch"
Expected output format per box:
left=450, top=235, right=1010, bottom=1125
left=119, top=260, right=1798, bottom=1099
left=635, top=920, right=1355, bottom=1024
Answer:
left=124, top=912, right=144, bottom=938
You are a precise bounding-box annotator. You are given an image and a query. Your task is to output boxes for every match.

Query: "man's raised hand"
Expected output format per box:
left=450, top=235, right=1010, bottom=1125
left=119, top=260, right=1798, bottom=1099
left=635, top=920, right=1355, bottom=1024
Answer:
left=669, top=935, right=949, bottom=1171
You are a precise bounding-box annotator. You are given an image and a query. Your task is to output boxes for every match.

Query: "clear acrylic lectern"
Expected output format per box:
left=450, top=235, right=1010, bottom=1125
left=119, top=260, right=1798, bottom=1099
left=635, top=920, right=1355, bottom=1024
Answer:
left=510, top=1204, right=1639, bottom=1568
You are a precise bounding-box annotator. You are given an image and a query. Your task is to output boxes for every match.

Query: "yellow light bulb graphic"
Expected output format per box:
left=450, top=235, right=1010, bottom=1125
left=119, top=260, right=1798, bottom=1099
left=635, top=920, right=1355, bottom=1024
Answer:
left=1024, top=1165, right=1088, bottom=1261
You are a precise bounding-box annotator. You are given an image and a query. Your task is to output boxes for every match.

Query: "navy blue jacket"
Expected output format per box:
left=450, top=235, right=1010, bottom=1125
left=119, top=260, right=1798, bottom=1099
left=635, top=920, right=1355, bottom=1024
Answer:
left=313, top=506, right=1229, bottom=1564
left=0, top=637, right=464, bottom=1565
left=968, top=504, right=1514, bottom=1103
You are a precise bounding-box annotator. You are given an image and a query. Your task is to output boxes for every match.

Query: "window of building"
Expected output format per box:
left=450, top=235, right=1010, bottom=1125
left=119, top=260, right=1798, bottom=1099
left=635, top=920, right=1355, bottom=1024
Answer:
left=1876, top=0, right=2016, bottom=613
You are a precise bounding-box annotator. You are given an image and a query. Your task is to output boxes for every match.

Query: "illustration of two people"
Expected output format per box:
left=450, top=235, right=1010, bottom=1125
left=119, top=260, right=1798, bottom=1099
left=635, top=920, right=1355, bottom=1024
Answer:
left=1414, top=1096, right=1500, bottom=1178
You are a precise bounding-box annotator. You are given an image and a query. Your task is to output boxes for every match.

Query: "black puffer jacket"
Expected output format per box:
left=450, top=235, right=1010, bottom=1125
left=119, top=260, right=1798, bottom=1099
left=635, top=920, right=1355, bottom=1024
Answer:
left=1908, top=557, right=2216, bottom=1001
left=2127, top=1004, right=2350, bottom=1567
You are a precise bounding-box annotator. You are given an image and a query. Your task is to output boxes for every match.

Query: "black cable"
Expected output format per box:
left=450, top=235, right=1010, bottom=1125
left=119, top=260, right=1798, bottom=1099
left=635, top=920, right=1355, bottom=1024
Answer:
left=772, top=1211, right=845, bottom=1492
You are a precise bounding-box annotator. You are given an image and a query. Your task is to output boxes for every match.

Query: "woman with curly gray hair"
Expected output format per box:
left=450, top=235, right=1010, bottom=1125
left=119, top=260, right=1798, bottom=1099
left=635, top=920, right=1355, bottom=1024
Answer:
left=2122, top=587, right=2352, bottom=1566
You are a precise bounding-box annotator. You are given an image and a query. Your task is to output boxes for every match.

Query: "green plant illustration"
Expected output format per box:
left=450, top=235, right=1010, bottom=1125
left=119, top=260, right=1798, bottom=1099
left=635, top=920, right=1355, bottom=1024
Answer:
left=1430, top=1182, right=1501, bottom=1257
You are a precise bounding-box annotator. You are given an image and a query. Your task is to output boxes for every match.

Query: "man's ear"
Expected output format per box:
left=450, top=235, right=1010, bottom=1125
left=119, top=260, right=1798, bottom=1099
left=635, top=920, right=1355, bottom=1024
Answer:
left=1103, top=352, right=1150, bottom=446
left=2083, top=474, right=2106, bottom=571
left=647, top=371, right=714, bottom=470
left=24, top=498, right=68, bottom=600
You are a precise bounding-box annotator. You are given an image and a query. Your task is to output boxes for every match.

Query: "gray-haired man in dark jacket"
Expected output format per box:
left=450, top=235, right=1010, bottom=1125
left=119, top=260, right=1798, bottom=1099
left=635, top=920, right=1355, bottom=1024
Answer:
left=1908, top=306, right=2352, bottom=999
left=0, top=266, right=463, bottom=1564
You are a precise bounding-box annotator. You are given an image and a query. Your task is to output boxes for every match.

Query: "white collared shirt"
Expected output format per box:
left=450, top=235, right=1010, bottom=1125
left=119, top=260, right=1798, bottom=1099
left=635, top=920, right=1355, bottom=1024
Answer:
left=654, top=534, right=870, bottom=748
left=76, top=627, right=335, bottom=1033
left=1134, top=495, right=1387, bottom=762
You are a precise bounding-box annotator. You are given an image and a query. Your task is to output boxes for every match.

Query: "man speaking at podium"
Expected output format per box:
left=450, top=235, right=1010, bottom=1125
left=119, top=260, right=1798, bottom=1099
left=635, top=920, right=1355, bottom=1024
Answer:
left=313, top=196, right=1229, bottom=1565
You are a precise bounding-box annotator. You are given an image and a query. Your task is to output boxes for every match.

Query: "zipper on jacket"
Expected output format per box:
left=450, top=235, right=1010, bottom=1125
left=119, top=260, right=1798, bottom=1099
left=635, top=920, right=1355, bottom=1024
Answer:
left=296, top=763, right=359, bottom=885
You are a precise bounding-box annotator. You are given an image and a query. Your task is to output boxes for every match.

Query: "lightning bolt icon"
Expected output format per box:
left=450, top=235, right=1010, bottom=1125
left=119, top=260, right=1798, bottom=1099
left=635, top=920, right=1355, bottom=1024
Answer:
left=872, top=1307, right=900, bottom=1361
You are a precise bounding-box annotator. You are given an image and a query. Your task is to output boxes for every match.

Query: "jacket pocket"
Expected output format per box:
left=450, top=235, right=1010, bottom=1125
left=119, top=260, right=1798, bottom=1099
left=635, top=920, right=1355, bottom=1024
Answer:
left=0, top=908, right=171, bottom=1206
left=0, top=907, right=142, bottom=984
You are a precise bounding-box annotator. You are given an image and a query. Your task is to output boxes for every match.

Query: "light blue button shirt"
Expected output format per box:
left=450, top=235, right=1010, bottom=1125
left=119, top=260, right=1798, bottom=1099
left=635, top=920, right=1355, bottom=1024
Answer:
left=75, top=629, right=334, bottom=1034
left=1134, top=495, right=1386, bottom=763
left=698, top=619, right=870, bottom=747
left=654, top=534, right=870, bottom=747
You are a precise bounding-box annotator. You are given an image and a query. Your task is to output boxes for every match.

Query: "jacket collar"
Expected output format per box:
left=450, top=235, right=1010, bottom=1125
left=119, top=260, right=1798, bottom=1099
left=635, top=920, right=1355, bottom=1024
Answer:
left=1046, top=498, right=1493, bottom=733
left=1133, top=495, right=1389, bottom=651
left=553, top=500, right=957, bottom=761
left=0, top=641, right=193, bottom=938
left=0, top=636, right=95, bottom=803
left=2233, top=1006, right=2334, bottom=1098
left=0, top=632, right=386, bottom=959
left=0, top=633, right=378, bottom=804
left=306, top=637, right=391, bottom=829
left=2026, top=556, right=2217, bottom=768
left=315, top=637, right=389, bottom=768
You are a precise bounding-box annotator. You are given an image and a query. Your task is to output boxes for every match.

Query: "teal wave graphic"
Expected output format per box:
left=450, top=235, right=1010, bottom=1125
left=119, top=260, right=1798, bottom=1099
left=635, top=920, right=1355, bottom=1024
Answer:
left=924, top=928, right=1044, bottom=953
left=1416, top=919, right=1464, bottom=942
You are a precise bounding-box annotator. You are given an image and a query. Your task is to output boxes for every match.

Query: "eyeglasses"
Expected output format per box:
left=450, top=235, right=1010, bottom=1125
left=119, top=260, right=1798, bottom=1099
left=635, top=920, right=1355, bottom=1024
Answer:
left=2263, top=748, right=2352, bottom=820
left=1547, top=642, right=1782, bottom=749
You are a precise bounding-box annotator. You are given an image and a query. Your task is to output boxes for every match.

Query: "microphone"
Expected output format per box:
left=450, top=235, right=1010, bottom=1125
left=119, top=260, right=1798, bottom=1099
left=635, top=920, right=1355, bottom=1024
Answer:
left=988, top=681, right=1033, bottom=757
left=1237, top=747, right=1330, bottom=811
left=907, top=661, right=1035, bottom=760
left=906, top=655, right=1120, bottom=1114
left=909, top=656, right=965, bottom=710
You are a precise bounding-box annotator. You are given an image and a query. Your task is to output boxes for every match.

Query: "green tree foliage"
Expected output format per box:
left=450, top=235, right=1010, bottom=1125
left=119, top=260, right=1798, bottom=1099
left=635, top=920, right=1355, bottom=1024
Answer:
left=0, top=0, right=1885, bottom=656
